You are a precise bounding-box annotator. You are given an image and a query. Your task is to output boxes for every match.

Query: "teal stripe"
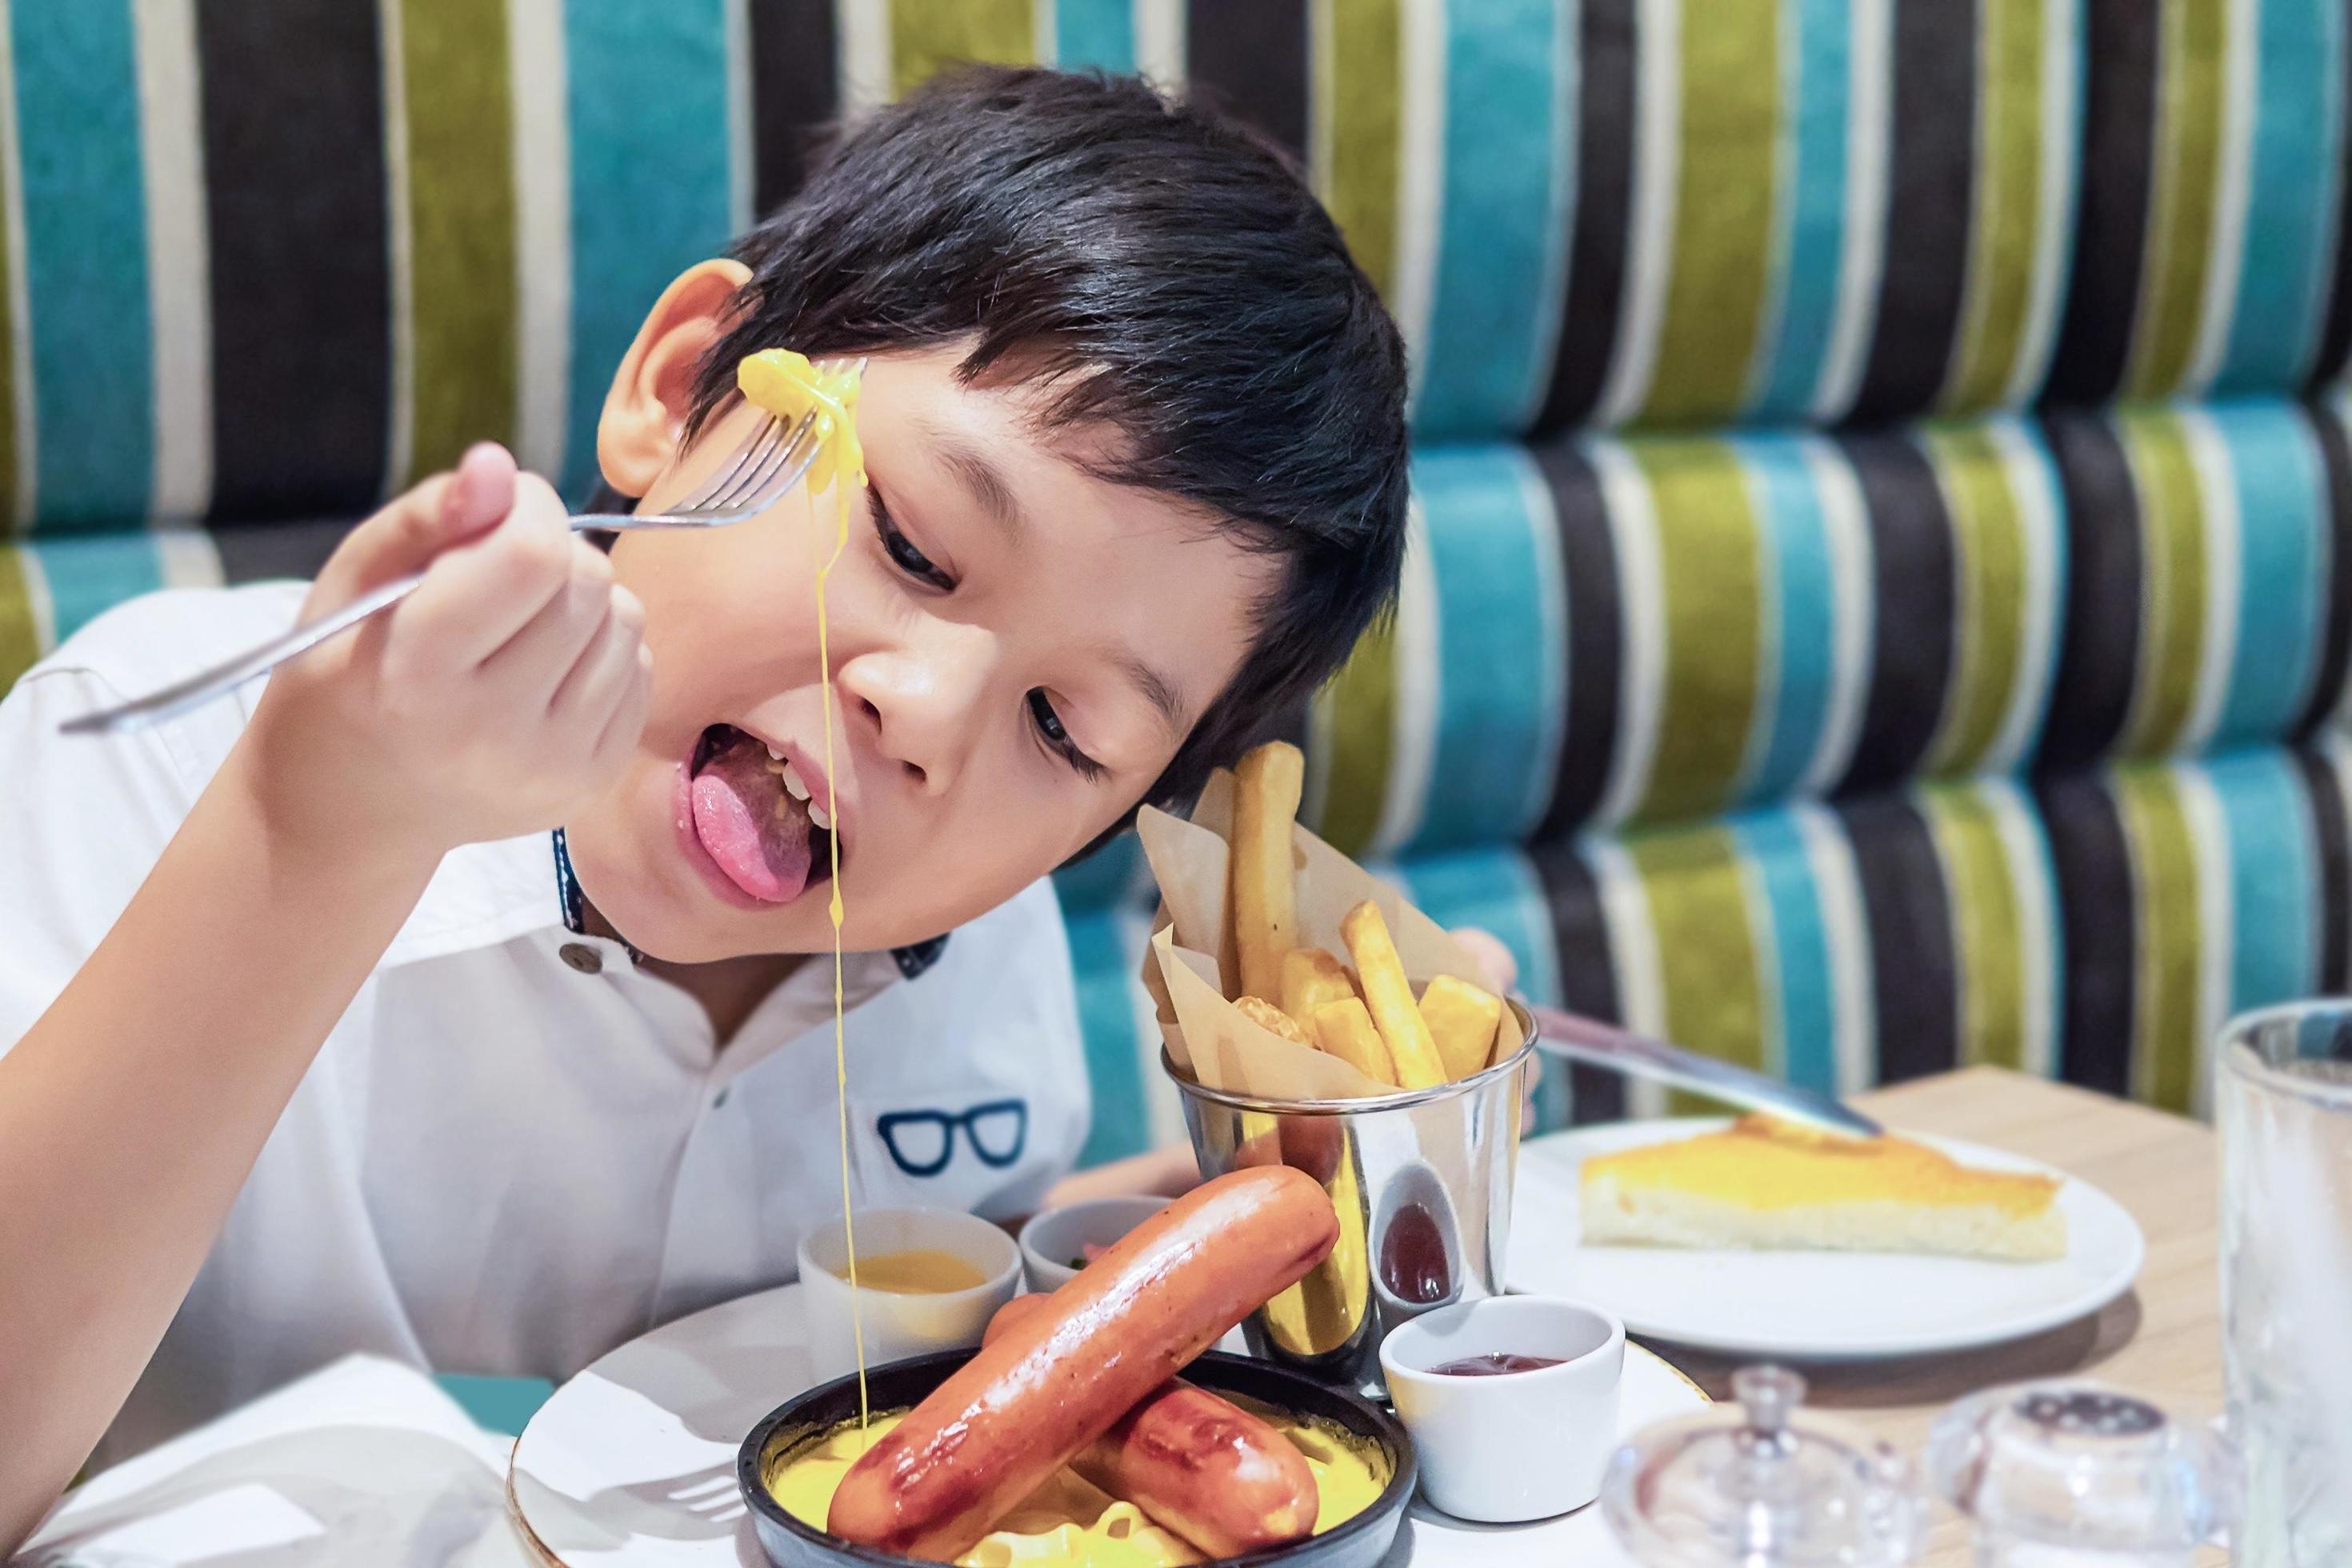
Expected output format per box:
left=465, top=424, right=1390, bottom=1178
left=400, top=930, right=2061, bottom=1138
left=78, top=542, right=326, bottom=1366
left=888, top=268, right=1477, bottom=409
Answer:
left=2215, top=402, right=2326, bottom=745
left=2218, top=0, right=2343, bottom=390
left=1053, top=0, right=1135, bottom=69
left=2209, top=750, right=2318, bottom=1010
left=1730, top=810, right=1838, bottom=1093
left=1394, top=847, right=1570, bottom=1126
left=1414, top=0, right=1574, bottom=436
left=1414, top=446, right=1559, bottom=850
left=11, top=2, right=150, bottom=526
left=1051, top=833, right=1147, bottom=914
left=1750, top=0, right=1850, bottom=417
left=562, top=0, right=737, bottom=502
left=1739, top=435, right=1836, bottom=801
left=1069, top=907, right=1150, bottom=1167
left=28, top=531, right=166, bottom=642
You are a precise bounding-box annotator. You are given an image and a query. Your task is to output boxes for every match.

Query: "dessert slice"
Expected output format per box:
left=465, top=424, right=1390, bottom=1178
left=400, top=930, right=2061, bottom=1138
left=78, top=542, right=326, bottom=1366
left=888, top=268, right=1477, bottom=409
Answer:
left=1578, top=1114, right=2066, bottom=1261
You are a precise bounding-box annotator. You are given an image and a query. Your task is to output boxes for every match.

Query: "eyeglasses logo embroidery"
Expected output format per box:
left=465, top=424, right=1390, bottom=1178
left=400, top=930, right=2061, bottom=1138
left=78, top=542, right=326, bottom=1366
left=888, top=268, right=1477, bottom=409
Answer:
left=875, top=1098, right=1029, bottom=1178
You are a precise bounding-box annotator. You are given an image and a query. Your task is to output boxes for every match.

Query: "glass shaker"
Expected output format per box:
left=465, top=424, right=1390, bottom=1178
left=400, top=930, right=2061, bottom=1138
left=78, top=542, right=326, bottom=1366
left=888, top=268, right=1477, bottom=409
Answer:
left=1924, top=1381, right=2235, bottom=1565
left=1602, top=1365, right=1926, bottom=1566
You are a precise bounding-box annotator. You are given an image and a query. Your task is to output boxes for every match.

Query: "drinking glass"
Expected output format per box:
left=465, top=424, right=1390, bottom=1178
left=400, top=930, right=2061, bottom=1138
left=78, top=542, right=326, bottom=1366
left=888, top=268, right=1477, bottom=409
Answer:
left=2220, top=1002, right=2352, bottom=1565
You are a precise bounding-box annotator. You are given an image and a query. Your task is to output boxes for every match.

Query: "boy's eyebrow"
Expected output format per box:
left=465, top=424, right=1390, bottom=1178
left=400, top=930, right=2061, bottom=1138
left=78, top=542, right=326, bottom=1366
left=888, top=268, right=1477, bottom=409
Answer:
left=921, top=418, right=1026, bottom=542
left=1111, top=649, right=1189, bottom=740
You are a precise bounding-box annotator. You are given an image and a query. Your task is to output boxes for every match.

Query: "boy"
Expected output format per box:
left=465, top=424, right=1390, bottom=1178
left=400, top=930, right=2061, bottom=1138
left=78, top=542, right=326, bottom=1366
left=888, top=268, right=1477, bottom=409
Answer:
left=0, top=67, right=1417, bottom=1543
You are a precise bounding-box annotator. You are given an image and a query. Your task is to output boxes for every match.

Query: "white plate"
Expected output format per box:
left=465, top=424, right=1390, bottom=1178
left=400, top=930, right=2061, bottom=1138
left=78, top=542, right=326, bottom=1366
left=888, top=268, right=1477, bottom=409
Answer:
left=1506, top=1119, right=2146, bottom=1359
left=507, top=1282, right=1707, bottom=1566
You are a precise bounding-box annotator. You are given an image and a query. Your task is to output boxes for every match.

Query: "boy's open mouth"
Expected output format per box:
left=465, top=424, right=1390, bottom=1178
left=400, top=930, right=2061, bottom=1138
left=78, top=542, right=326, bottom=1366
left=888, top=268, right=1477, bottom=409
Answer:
left=687, top=723, right=837, bottom=905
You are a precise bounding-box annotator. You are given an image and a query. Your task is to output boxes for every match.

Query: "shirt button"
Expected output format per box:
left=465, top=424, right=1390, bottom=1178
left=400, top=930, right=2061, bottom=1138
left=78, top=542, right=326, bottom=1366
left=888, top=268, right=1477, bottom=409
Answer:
left=558, top=942, right=605, bottom=975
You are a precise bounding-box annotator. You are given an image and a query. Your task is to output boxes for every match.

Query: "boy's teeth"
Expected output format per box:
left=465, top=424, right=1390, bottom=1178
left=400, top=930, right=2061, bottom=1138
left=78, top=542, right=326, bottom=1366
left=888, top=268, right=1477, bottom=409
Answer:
left=810, top=802, right=833, bottom=831
left=782, top=762, right=812, bottom=801
left=766, top=743, right=785, bottom=762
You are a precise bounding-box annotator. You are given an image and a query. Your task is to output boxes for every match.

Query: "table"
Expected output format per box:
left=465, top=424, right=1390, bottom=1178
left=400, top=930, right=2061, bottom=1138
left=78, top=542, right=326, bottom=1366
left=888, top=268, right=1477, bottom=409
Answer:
left=1656, top=1066, right=2224, bottom=1566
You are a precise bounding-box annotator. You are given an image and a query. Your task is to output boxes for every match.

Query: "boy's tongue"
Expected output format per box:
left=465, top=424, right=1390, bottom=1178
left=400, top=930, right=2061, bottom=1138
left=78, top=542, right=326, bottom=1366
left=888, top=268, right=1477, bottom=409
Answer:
left=690, top=737, right=814, bottom=903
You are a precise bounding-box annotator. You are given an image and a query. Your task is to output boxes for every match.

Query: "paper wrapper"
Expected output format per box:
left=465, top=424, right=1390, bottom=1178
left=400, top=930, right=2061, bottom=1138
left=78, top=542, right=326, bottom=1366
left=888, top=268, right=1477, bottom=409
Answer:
left=1138, top=768, right=1506, bottom=1101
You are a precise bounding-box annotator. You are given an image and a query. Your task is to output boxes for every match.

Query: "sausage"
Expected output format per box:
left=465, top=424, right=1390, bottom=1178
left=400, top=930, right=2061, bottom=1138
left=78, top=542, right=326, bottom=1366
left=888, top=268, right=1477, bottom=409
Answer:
left=827, top=1167, right=1339, bottom=1561
left=982, top=1296, right=1320, bottom=1557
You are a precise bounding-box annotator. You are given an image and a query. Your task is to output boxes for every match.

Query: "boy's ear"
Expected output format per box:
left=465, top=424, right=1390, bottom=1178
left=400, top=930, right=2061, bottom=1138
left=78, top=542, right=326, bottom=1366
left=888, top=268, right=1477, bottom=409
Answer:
left=596, top=258, right=754, bottom=498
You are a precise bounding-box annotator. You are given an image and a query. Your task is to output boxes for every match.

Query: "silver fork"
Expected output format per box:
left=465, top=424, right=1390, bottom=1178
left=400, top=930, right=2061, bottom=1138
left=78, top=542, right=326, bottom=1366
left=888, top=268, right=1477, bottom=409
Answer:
left=59, top=357, right=864, bottom=735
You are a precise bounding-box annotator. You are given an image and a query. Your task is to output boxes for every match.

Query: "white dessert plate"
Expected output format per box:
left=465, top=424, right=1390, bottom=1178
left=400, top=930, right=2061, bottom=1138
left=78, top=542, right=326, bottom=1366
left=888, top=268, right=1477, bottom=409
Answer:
left=1506, top=1118, right=2145, bottom=1360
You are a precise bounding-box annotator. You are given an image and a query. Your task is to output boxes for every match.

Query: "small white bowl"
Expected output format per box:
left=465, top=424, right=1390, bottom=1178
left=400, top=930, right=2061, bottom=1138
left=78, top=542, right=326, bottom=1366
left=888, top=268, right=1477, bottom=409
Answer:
left=796, top=1208, right=1022, bottom=1383
left=1016, top=1196, right=1171, bottom=1292
left=1378, top=1295, right=1626, bottom=1522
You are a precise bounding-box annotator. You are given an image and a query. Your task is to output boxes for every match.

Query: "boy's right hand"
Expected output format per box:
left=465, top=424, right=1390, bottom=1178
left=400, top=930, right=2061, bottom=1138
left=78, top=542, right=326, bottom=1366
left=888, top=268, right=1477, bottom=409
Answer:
left=240, top=443, right=651, bottom=861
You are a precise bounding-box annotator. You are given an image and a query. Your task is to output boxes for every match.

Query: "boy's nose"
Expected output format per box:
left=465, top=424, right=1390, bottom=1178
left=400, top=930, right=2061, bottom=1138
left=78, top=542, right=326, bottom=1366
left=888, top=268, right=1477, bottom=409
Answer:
left=836, top=638, right=988, bottom=796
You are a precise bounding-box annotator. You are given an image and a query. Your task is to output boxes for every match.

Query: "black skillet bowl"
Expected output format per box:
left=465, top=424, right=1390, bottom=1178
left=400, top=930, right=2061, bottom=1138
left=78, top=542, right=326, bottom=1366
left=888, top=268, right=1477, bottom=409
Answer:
left=738, top=1349, right=1417, bottom=1568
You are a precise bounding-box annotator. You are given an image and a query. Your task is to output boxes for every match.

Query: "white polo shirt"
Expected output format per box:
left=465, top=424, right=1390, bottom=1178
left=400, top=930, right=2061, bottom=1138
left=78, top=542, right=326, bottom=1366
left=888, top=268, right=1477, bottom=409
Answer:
left=0, top=584, right=1090, bottom=1466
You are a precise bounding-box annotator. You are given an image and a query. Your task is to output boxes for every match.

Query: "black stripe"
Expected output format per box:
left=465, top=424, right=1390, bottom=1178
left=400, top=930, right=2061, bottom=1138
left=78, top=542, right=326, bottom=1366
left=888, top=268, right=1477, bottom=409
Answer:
left=2036, top=770, right=2136, bottom=1095
left=1838, top=433, right=1955, bottom=794
left=1836, top=794, right=1958, bottom=1085
left=209, top=518, right=350, bottom=584
left=1850, top=0, right=1976, bottom=419
left=746, top=0, right=839, bottom=217
left=2293, top=748, right=2351, bottom=993
left=2297, top=402, right=2352, bottom=738
left=1534, top=0, right=1634, bottom=433
left=2038, top=411, right=2143, bottom=770
left=2307, top=9, right=2352, bottom=390
left=1532, top=440, right=1620, bottom=838
left=1527, top=838, right=1626, bottom=1125
left=197, top=0, right=392, bottom=521
left=1186, top=0, right=1310, bottom=162
left=2046, top=0, right=2160, bottom=405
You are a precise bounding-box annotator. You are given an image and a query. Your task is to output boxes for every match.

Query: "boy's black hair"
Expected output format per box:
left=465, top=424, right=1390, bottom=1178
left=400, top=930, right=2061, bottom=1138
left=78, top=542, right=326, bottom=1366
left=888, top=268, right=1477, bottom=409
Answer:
left=687, top=66, right=1409, bottom=839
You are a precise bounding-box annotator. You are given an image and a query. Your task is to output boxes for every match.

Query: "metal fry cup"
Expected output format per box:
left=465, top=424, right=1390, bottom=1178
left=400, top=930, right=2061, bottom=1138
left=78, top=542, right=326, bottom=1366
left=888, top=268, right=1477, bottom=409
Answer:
left=1166, top=1002, right=1538, bottom=1401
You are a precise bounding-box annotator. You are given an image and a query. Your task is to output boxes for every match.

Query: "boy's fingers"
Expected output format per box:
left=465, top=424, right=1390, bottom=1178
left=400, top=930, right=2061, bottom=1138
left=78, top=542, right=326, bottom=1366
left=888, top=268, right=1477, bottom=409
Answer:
left=553, top=589, right=646, bottom=732
left=403, top=474, right=578, bottom=664
left=592, top=643, right=656, bottom=763
left=471, top=534, right=615, bottom=682
left=317, top=444, right=518, bottom=607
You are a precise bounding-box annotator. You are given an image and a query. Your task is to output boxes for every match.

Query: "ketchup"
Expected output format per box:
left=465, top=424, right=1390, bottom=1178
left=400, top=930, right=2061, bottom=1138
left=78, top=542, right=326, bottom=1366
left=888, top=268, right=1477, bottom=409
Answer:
left=1427, top=1352, right=1567, bottom=1377
left=1378, top=1203, right=1451, bottom=1305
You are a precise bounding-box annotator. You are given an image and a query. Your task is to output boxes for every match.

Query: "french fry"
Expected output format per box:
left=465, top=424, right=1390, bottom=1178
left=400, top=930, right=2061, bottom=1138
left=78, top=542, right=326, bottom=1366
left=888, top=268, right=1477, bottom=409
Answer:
left=1235, top=994, right=1313, bottom=1049
left=1339, top=901, right=1446, bottom=1089
left=1419, top=974, right=1506, bottom=1080
left=1280, top=946, right=1358, bottom=1033
left=1231, top=742, right=1305, bottom=1002
left=1311, top=998, right=1397, bottom=1086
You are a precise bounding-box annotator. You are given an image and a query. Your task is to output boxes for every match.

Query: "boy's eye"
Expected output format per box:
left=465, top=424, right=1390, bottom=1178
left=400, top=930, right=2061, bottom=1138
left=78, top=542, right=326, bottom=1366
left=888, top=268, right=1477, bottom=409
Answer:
left=1028, top=689, right=1106, bottom=782
left=872, top=489, right=954, bottom=590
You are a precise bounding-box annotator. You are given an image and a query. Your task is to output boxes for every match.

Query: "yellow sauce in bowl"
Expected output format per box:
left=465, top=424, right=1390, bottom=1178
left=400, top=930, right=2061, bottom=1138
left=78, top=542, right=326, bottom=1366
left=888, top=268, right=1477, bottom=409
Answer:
left=765, top=1402, right=1389, bottom=1568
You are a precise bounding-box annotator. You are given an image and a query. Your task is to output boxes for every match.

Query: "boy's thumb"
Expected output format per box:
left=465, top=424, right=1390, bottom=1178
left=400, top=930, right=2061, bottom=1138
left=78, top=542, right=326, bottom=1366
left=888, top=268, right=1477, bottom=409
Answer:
left=316, top=443, right=519, bottom=605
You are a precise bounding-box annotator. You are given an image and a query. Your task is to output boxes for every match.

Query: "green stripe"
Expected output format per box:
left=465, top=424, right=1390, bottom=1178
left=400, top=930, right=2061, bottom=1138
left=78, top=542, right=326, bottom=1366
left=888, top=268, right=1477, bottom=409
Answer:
left=1923, top=783, right=2026, bottom=1070
left=1630, top=826, right=1766, bottom=1115
left=1311, top=614, right=1396, bottom=857
left=2128, top=0, right=2227, bottom=397
left=402, top=0, right=517, bottom=479
left=2116, top=409, right=2208, bottom=754
left=1945, top=0, right=2046, bottom=410
left=1318, top=0, right=1402, bottom=303
left=1631, top=439, right=1762, bottom=822
left=0, top=545, right=37, bottom=686
left=2115, top=767, right=2202, bottom=1112
left=891, top=0, right=1036, bottom=98
left=1924, top=426, right=2028, bottom=771
left=1643, top=0, right=1778, bottom=422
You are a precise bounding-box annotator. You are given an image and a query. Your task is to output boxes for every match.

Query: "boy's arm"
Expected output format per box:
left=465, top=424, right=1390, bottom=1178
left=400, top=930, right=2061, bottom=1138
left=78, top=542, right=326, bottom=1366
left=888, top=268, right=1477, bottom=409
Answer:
left=0, top=446, right=650, bottom=1550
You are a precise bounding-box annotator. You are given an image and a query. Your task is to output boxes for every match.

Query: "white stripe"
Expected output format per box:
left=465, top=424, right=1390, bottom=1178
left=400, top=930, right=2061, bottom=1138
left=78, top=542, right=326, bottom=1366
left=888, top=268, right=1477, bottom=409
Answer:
left=1391, top=0, right=1446, bottom=411
left=1731, top=450, right=1783, bottom=798
left=378, top=0, right=415, bottom=498
left=154, top=527, right=223, bottom=591
left=1586, top=837, right=1668, bottom=1119
left=2175, top=762, right=2233, bottom=1120
left=838, top=0, right=892, bottom=116
left=1592, top=0, right=1680, bottom=426
left=0, top=0, right=36, bottom=526
left=1122, top=910, right=1190, bottom=1151
left=1810, top=0, right=1890, bottom=421
left=13, top=538, right=51, bottom=650
left=1034, top=0, right=1056, bottom=64
left=1517, top=0, right=1582, bottom=428
left=1510, top=449, right=1570, bottom=836
left=1134, top=0, right=1186, bottom=92
left=2006, top=0, right=2081, bottom=404
left=2114, top=417, right=2166, bottom=752
left=1588, top=438, right=1662, bottom=826
left=2186, top=0, right=2258, bottom=394
left=1978, top=778, right=2058, bottom=1078
left=724, top=0, right=754, bottom=232
left=1792, top=802, right=1876, bottom=1095
left=1798, top=435, right=1873, bottom=794
left=2178, top=407, right=2241, bottom=752
left=1370, top=499, right=1441, bottom=855
left=1983, top=418, right=2062, bottom=771
left=134, top=0, right=213, bottom=524
left=1738, top=850, right=1789, bottom=1081
left=1740, top=0, right=1803, bottom=410
left=509, top=0, right=571, bottom=482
